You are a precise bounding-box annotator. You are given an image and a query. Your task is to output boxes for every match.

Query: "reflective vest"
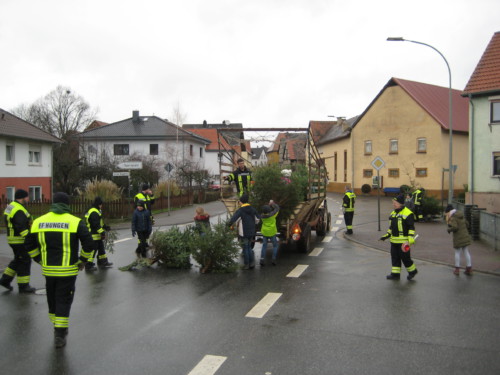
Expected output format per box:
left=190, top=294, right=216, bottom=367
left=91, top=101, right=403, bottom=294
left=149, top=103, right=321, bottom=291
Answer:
left=343, top=192, right=356, bottom=212
left=29, top=212, right=93, bottom=277
left=261, top=211, right=278, bottom=237
left=385, top=207, right=416, bottom=244
left=85, top=207, right=104, bottom=241
left=412, top=189, right=423, bottom=206
left=4, top=201, right=31, bottom=244
left=134, top=192, right=154, bottom=211
left=228, top=168, right=252, bottom=196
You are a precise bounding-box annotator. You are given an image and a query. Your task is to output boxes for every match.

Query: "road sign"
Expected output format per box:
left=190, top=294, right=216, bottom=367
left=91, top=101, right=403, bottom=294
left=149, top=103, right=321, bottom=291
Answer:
left=164, top=162, right=174, bottom=173
left=371, top=156, right=385, bottom=171
left=117, top=161, right=143, bottom=170
left=113, top=171, right=130, bottom=177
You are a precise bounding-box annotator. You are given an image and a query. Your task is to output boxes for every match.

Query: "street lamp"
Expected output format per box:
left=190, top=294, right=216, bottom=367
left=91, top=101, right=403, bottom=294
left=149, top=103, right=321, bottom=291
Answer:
left=387, top=37, right=453, bottom=203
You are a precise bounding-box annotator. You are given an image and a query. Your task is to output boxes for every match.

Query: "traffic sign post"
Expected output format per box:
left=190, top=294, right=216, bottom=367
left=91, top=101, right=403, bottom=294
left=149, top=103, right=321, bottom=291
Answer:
left=164, top=163, right=175, bottom=216
left=371, top=156, right=386, bottom=231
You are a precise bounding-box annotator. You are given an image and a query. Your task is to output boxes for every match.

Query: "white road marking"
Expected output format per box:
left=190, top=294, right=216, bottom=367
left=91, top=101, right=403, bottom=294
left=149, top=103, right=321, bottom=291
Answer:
left=336, top=220, right=343, bottom=224
left=188, top=355, right=227, bottom=375
left=246, top=293, right=282, bottom=318
left=322, top=236, right=333, bottom=243
left=309, top=247, right=324, bottom=256
left=286, top=264, right=309, bottom=278
left=114, top=238, right=133, bottom=243
left=332, top=226, right=339, bottom=231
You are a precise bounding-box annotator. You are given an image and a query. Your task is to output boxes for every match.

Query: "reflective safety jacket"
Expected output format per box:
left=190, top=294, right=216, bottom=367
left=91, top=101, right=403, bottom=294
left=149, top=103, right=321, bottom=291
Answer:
left=25, top=212, right=95, bottom=277
left=134, top=192, right=155, bottom=211
left=4, top=201, right=31, bottom=245
left=85, top=207, right=105, bottom=241
left=260, top=203, right=279, bottom=237
left=343, top=191, right=356, bottom=212
left=412, top=189, right=423, bottom=206
left=381, top=207, right=416, bottom=244
left=227, top=167, right=252, bottom=197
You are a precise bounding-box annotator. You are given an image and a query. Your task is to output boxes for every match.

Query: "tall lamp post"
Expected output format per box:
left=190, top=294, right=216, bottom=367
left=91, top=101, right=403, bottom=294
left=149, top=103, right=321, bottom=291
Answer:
left=387, top=37, right=453, bottom=203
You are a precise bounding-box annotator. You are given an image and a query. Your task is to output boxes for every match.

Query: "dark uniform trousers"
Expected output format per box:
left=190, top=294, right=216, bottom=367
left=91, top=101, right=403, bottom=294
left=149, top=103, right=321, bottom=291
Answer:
left=390, top=242, right=416, bottom=275
left=344, top=211, right=354, bottom=232
left=46, top=275, right=77, bottom=329
left=136, top=231, right=149, bottom=257
left=3, top=244, right=32, bottom=285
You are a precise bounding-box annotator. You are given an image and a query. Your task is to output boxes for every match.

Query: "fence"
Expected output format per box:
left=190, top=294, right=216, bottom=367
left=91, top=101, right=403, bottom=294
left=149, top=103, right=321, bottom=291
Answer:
left=1, top=191, right=219, bottom=228
left=454, top=201, right=500, bottom=251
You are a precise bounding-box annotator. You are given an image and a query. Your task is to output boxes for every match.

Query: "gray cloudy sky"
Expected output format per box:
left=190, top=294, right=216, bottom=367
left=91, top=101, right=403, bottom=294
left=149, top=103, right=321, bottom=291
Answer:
left=1, top=0, right=499, bottom=127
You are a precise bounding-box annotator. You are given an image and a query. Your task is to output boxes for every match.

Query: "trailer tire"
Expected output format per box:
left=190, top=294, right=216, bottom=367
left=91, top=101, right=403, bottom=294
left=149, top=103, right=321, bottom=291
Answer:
left=316, top=210, right=327, bottom=236
left=297, top=224, right=311, bottom=253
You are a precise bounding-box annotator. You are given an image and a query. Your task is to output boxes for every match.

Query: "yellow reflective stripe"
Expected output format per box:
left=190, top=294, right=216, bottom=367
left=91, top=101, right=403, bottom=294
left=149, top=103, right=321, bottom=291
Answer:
left=39, top=233, right=47, bottom=265
left=49, top=313, right=55, bottom=324
left=4, top=268, right=16, bottom=277
left=42, top=266, right=79, bottom=277
left=17, top=276, right=30, bottom=283
left=54, top=316, right=69, bottom=328
left=62, top=231, right=70, bottom=266
left=397, top=217, right=403, bottom=233
left=28, top=248, right=40, bottom=258
left=391, top=267, right=401, bottom=273
left=80, top=249, right=93, bottom=260
left=98, top=254, right=107, bottom=260
left=407, top=264, right=416, bottom=272
left=92, top=234, right=101, bottom=240
left=7, top=237, right=24, bottom=244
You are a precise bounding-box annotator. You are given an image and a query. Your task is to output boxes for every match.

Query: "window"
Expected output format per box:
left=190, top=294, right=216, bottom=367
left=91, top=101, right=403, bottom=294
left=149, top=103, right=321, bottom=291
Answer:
left=114, top=144, right=129, bottom=156
left=6, top=143, right=14, bottom=163
left=493, top=152, right=500, bottom=176
left=29, top=186, right=42, bottom=201
left=363, top=169, right=373, bottom=178
left=28, top=145, right=41, bottom=165
left=416, top=168, right=427, bottom=177
left=389, top=139, right=398, bottom=154
left=6, top=187, right=15, bottom=201
left=150, top=144, right=158, bottom=155
left=190, top=145, right=193, bottom=156
left=364, top=140, right=372, bottom=155
left=199, top=147, right=203, bottom=158
left=388, top=168, right=399, bottom=177
left=417, top=138, right=427, bottom=153
left=491, top=102, right=500, bottom=123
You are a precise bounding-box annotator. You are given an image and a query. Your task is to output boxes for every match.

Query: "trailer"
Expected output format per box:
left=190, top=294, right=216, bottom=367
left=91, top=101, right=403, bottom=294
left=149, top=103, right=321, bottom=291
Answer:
left=217, top=126, right=331, bottom=253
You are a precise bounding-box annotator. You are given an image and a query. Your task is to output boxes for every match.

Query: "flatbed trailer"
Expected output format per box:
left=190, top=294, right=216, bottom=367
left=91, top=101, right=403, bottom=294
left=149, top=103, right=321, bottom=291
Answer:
left=217, top=126, right=331, bottom=253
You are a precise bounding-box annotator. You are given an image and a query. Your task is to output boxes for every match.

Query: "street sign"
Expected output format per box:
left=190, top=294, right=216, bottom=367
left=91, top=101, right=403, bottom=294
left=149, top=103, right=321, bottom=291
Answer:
left=113, top=171, right=130, bottom=177
left=117, top=161, right=143, bottom=170
left=164, top=162, right=174, bottom=173
left=371, top=156, right=385, bottom=171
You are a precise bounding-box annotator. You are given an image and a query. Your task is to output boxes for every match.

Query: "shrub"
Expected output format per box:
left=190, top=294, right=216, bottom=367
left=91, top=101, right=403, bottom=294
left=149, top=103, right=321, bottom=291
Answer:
left=422, top=196, right=441, bottom=217
left=154, top=180, right=181, bottom=197
left=76, top=178, right=123, bottom=201
left=361, top=184, right=371, bottom=194
left=400, top=185, right=411, bottom=194
left=190, top=220, right=240, bottom=273
left=150, top=227, right=192, bottom=269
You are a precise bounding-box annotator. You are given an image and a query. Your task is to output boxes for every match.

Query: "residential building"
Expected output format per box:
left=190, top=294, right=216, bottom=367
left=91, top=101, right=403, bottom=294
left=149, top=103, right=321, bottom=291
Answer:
left=252, top=146, right=268, bottom=167
left=0, top=108, right=61, bottom=200
left=462, top=31, right=500, bottom=214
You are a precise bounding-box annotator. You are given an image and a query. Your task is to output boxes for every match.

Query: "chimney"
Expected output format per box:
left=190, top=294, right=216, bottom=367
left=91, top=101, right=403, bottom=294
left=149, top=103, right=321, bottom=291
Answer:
left=132, top=110, right=140, bottom=124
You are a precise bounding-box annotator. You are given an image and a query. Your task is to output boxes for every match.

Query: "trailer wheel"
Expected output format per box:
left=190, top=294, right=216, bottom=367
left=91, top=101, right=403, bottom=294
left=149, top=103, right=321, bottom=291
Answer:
left=326, top=212, right=332, bottom=232
left=316, top=211, right=327, bottom=236
left=297, top=224, right=311, bottom=253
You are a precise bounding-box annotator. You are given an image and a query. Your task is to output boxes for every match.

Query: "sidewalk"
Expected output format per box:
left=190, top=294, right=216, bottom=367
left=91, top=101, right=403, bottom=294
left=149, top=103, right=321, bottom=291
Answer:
left=331, top=193, right=500, bottom=276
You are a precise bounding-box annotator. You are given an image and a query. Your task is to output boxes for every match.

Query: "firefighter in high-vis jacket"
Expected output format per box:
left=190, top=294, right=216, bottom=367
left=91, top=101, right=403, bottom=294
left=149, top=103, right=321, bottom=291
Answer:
left=224, top=158, right=253, bottom=197
left=84, top=197, right=113, bottom=270
left=342, top=186, right=356, bottom=235
left=0, top=189, right=37, bottom=293
left=25, top=192, right=95, bottom=348
left=411, top=187, right=424, bottom=222
left=379, top=194, right=418, bottom=281
left=134, top=184, right=155, bottom=224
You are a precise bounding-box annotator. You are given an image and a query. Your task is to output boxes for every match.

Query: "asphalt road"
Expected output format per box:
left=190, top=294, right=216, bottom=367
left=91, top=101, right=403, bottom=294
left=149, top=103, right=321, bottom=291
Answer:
left=1, top=198, right=499, bottom=375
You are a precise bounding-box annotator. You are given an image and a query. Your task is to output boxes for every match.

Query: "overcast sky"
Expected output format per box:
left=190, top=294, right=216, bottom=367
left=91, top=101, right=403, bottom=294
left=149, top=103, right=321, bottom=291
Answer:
left=1, top=0, right=499, bottom=128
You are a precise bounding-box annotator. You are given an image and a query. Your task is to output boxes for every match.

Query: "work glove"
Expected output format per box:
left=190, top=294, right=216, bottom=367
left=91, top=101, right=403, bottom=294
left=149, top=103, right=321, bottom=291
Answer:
left=379, top=235, right=389, bottom=241
left=132, top=231, right=136, bottom=237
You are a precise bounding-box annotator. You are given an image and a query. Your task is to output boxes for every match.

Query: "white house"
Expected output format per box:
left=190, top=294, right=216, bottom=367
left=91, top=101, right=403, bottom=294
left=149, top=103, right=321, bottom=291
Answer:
left=0, top=108, right=61, bottom=201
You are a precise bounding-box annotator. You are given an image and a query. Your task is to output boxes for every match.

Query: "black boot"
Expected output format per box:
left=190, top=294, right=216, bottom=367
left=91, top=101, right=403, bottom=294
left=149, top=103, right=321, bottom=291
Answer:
left=98, top=260, right=113, bottom=268
left=386, top=273, right=400, bottom=280
left=407, top=269, right=418, bottom=280
left=18, top=284, right=36, bottom=293
left=0, top=276, right=13, bottom=291
left=85, top=262, right=97, bottom=271
left=54, top=328, right=68, bottom=348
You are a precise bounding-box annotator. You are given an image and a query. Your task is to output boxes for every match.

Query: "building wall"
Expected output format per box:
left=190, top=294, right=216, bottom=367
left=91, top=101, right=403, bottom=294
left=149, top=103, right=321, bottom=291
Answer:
left=352, top=85, right=468, bottom=198
left=318, top=137, right=351, bottom=193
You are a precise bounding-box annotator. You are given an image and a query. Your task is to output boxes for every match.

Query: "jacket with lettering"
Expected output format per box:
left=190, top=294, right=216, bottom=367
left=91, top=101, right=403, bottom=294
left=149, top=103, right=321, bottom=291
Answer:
left=4, top=201, right=31, bottom=245
left=85, top=206, right=105, bottom=241
left=25, top=204, right=95, bottom=277
left=342, top=191, right=356, bottom=212
left=381, top=207, right=417, bottom=245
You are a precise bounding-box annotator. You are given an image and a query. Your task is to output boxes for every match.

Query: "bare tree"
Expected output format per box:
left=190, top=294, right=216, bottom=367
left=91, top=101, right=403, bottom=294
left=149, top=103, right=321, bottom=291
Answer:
left=170, top=101, right=187, bottom=126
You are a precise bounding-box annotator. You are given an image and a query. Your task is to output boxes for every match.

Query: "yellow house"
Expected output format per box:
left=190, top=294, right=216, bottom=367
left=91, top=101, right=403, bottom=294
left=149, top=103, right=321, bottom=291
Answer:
left=318, top=77, right=469, bottom=198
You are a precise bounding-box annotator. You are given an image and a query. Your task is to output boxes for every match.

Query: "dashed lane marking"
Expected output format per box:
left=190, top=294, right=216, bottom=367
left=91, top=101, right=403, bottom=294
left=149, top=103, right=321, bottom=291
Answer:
left=309, top=247, right=324, bottom=256
left=321, top=236, right=333, bottom=243
left=115, top=238, right=132, bottom=243
left=335, top=220, right=343, bottom=224
left=188, top=355, right=227, bottom=375
left=287, top=265, right=309, bottom=277
left=246, top=293, right=282, bottom=318
left=332, top=226, right=339, bottom=231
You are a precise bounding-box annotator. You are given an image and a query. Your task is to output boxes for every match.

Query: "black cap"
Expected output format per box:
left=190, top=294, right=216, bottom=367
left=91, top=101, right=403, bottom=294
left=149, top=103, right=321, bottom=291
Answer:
left=53, top=192, right=70, bottom=205
left=261, top=205, right=271, bottom=214
left=445, top=204, right=454, bottom=213
left=93, top=197, right=103, bottom=207
left=14, top=189, right=29, bottom=199
left=393, top=194, right=405, bottom=205
left=136, top=200, right=145, bottom=207
left=239, top=194, right=249, bottom=204
left=142, top=184, right=149, bottom=191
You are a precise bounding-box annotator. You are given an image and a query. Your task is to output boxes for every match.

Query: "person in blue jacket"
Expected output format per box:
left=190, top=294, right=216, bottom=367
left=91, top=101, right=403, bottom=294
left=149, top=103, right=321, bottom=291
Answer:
left=131, top=200, right=152, bottom=258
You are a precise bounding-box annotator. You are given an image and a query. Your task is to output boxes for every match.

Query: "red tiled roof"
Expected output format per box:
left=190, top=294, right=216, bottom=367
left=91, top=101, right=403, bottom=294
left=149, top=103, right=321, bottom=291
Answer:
left=309, top=121, right=334, bottom=144
left=393, top=78, right=469, bottom=133
left=463, top=31, right=500, bottom=95
left=188, top=128, right=231, bottom=151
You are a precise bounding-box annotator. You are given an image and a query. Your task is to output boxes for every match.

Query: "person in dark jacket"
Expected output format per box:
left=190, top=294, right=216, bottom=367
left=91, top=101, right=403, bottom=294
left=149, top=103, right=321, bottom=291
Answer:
left=24, top=192, right=95, bottom=348
left=445, top=204, right=473, bottom=276
left=342, top=186, right=356, bottom=234
left=131, top=200, right=152, bottom=258
left=0, top=189, right=36, bottom=293
left=223, top=158, right=253, bottom=197
left=228, top=194, right=260, bottom=269
left=84, top=197, right=112, bottom=270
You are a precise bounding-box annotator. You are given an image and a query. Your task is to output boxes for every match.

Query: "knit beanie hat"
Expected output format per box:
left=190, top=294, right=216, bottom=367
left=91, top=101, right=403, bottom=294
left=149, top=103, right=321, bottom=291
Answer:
left=93, top=197, right=103, bottom=206
left=393, top=194, right=405, bottom=205
left=239, top=194, right=249, bottom=204
left=142, top=184, right=149, bottom=191
left=444, top=204, right=454, bottom=213
left=15, top=189, right=29, bottom=199
left=261, top=205, right=271, bottom=214
left=53, top=192, right=70, bottom=205
left=136, top=200, right=145, bottom=207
